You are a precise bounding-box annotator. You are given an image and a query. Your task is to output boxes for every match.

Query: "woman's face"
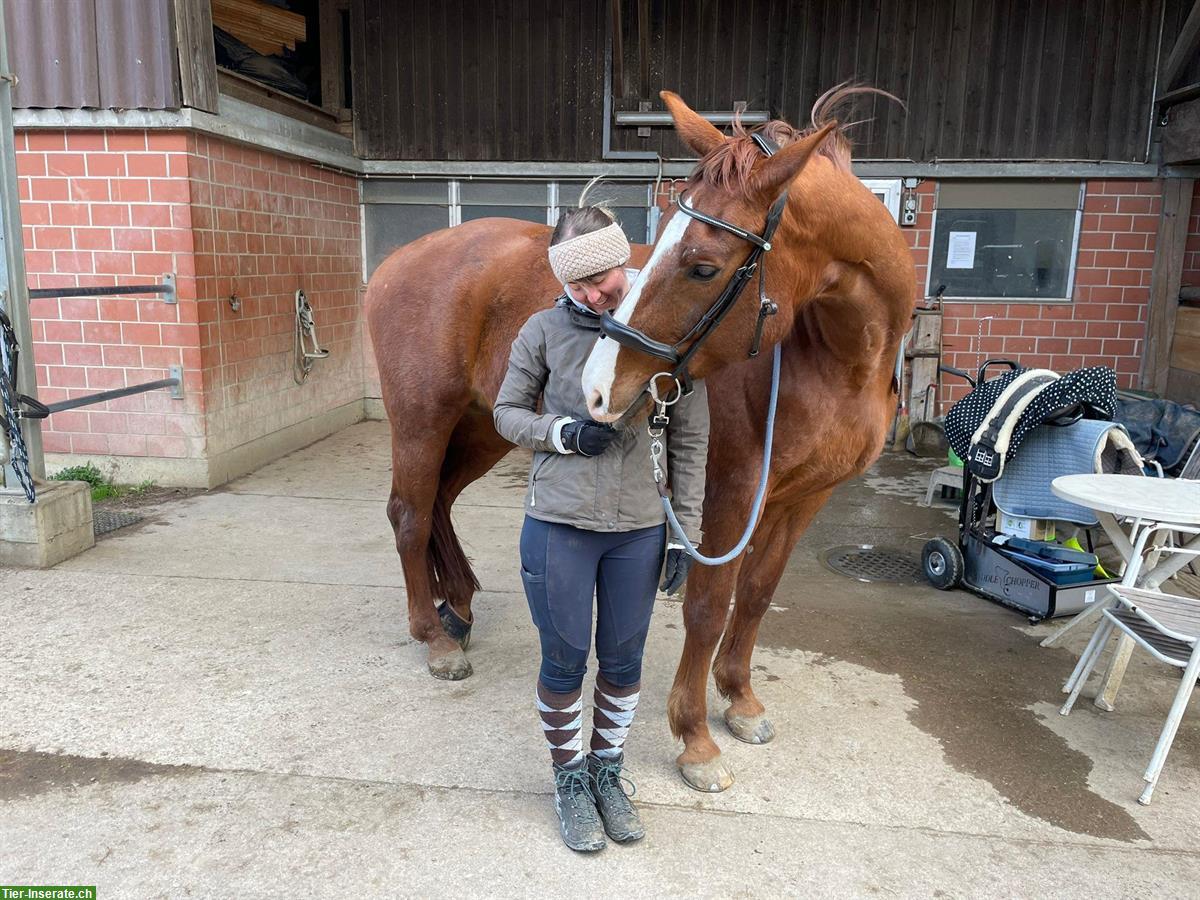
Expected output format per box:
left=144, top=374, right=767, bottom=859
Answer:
left=566, top=266, right=629, bottom=314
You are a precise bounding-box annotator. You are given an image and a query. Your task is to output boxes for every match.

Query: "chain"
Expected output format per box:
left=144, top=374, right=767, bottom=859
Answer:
left=646, top=371, right=682, bottom=485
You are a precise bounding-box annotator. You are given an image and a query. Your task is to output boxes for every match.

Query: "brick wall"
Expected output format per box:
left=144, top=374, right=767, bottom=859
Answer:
left=16, top=128, right=364, bottom=486
left=186, top=134, right=363, bottom=468
left=906, top=179, right=1164, bottom=409
left=16, top=130, right=204, bottom=463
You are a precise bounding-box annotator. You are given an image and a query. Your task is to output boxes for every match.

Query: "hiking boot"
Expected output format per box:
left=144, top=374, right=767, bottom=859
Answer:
left=587, top=752, right=645, bottom=843
left=553, top=761, right=606, bottom=852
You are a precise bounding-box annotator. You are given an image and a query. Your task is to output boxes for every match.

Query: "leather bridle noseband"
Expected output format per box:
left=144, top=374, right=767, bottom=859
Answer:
left=598, top=132, right=785, bottom=395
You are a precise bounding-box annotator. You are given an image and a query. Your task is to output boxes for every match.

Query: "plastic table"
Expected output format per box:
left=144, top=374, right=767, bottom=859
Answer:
left=1042, top=474, right=1200, bottom=709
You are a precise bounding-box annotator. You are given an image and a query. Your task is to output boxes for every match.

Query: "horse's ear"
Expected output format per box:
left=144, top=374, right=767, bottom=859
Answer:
left=752, top=122, right=838, bottom=198
left=661, top=90, right=726, bottom=157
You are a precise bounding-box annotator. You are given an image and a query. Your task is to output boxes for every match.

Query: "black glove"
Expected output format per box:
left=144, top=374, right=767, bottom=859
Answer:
left=660, top=546, right=693, bottom=595
left=560, top=419, right=619, bottom=457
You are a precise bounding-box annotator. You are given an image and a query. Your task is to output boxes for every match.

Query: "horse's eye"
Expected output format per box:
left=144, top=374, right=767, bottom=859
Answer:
left=689, top=264, right=719, bottom=281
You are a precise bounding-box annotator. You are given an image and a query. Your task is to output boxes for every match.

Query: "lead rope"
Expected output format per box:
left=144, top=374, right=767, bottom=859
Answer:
left=649, top=339, right=780, bottom=566
left=0, top=309, right=36, bottom=502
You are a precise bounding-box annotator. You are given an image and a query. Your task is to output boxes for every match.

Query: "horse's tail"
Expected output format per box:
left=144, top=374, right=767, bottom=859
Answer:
left=808, top=82, right=907, bottom=171
left=427, top=492, right=481, bottom=602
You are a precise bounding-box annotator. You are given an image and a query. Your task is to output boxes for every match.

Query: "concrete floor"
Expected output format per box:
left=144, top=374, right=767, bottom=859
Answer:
left=2, top=419, right=1198, bottom=898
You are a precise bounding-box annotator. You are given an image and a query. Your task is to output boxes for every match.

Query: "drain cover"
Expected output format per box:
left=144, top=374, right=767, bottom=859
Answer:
left=822, top=544, right=923, bottom=584
left=93, top=509, right=143, bottom=536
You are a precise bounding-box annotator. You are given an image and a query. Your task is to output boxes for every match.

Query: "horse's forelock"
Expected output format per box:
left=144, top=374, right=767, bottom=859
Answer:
left=692, top=118, right=852, bottom=193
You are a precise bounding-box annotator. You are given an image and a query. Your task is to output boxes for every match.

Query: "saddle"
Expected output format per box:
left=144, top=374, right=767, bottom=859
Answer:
left=944, top=366, right=1117, bottom=483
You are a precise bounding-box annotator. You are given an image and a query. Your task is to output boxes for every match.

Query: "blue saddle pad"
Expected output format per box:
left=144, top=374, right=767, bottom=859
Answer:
left=993, top=419, right=1143, bottom=525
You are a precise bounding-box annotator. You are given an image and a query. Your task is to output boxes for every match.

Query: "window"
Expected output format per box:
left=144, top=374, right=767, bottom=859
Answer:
left=927, top=181, right=1084, bottom=302
left=861, top=178, right=902, bottom=222
left=360, top=180, right=659, bottom=279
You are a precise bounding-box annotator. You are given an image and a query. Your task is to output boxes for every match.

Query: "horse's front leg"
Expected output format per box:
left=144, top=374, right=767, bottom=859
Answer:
left=669, top=556, right=743, bottom=792
left=713, top=490, right=831, bottom=744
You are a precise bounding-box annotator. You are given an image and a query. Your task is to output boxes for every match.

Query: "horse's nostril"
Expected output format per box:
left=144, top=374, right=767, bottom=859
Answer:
left=587, top=389, right=605, bottom=413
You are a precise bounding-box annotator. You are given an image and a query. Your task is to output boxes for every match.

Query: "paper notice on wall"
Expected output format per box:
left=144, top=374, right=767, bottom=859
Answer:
left=946, top=231, right=977, bottom=269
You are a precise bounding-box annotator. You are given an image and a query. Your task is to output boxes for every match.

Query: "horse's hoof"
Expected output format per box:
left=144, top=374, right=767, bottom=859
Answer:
left=678, top=756, right=735, bottom=793
left=428, top=647, right=472, bottom=681
left=724, top=710, right=776, bottom=745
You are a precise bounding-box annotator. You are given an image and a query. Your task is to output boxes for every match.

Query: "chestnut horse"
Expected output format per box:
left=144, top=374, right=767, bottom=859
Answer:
left=366, top=90, right=914, bottom=791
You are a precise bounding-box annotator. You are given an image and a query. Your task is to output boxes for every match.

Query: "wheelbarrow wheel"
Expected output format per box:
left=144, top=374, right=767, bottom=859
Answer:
left=923, top=537, right=963, bottom=590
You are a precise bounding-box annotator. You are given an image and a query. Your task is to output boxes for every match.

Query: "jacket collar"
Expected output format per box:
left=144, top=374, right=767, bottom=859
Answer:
left=556, top=295, right=602, bottom=331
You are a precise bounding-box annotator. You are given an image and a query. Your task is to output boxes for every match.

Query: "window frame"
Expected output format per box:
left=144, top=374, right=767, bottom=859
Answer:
left=924, top=182, right=1085, bottom=304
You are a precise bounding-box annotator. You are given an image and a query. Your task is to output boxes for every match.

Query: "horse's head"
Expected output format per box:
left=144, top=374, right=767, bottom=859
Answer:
left=582, top=92, right=837, bottom=421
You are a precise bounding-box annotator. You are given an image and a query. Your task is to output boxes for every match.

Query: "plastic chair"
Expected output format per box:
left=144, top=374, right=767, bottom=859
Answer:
left=1059, top=522, right=1200, bottom=804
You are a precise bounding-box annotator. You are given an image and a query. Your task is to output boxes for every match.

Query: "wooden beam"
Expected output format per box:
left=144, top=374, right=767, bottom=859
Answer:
left=1162, top=0, right=1200, bottom=94
left=172, top=0, right=218, bottom=113
left=319, top=0, right=350, bottom=114
left=1140, top=177, right=1195, bottom=395
left=1163, top=96, right=1200, bottom=164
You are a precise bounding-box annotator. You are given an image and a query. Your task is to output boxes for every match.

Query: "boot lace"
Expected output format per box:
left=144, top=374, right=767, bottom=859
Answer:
left=555, top=766, right=599, bottom=823
left=592, top=758, right=637, bottom=803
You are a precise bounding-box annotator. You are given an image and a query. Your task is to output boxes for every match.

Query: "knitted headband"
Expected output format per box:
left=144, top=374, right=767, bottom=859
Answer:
left=547, top=222, right=631, bottom=284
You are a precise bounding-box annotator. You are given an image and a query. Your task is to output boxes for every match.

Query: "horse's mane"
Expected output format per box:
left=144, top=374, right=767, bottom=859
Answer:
left=692, top=83, right=905, bottom=191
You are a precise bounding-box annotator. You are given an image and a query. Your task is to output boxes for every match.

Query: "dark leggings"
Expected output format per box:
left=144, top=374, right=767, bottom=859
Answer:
left=519, top=516, right=665, bottom=693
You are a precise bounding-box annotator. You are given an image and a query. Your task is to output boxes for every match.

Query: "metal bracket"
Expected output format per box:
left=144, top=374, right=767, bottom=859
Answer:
left=637, top=100, right=651, bottom=138
left=161, top=272, right=176, bottom=304
left=0, top=73, right=17, bottom=87
left=169, top=365, right=184, bottom=399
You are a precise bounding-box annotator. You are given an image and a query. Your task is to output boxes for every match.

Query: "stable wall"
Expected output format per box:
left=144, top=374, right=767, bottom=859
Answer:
left=15, top=127, right=364, bottom=487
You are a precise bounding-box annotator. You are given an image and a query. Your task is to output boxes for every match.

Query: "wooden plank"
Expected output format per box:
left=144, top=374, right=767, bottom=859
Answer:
left=1141, top=177, right=1195, bottom=394
left=1170, top=331, right=1200, bottom=370
left=1164, top=96, right=1200, bottom=163
left=318, top=0, right=348, bottom=113
left=1176, top=305, right=1200, bottom=338
left=1163, top=0, right=1200, bottom=91
left=172, top=0, right=218, bottom=112
left=212, top=0, right=306, bottom=55
left=1167, top=365, right=1200, bottom=402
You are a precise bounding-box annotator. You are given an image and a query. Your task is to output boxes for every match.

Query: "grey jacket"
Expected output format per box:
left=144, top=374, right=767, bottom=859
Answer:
left=494, top=297, right=709, bottom=543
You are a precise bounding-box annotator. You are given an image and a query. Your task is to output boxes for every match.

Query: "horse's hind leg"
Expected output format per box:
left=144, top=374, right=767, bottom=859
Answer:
left=435, top=402, right=513, bottom=628
left=713, top=490, right=832, bottom=744
left=386, top=417, right=473, bottom=680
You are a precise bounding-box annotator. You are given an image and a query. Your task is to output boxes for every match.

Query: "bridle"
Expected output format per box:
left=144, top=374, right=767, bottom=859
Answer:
left=598, top=132, right=786, bottom=396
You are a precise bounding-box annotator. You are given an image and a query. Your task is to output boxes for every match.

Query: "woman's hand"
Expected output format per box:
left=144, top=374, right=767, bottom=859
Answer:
left=560, top=420, right=619, bottom=457
left=660, top=545, right=693, bottom=595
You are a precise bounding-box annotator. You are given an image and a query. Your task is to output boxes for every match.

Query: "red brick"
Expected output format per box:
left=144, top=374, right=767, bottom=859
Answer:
left=112, top=180, right=150, bottom=202
left=53, top=250, right=93, bottom=272
left=26, top=133, right=66, bottom=151
left=33, top=226, right=74, bottom=249
left=49, top=203, right=90, bottom=226
left=59, top=297, right=99, bottom=320
left=122, top=323, right=162, bottom=346
left=1117, top=196, right=1153, bottom=214
left=125, top=153, right=168, bottom=177
left=1037, top=337, right=1070, bottom=353
left=130, top=204, right=171, bottom=227
left=71, top=433, right=110, bottom=454
left=1098, top=214, right=1134, bottom=232
left=45, top=153, right=86, bottom=177
left=86, top=154, right=126, bottom=177
left=146, top=434, right=189, bottom=458
left=160, top=324, right=196, bottom=346
left=20, top=201, right=51, bottom=225
left=48, top=365, right=88, bottom=387
left=102, top=344, right=142, bottom=367
left=62, top=344, right=103, bottom=366
left=31, top=178, right=70, bottom=202
left=1083, top=195, right=1117, bottom=213
left=1086, top=321, right=1121, bottom=338
left=107, top=433, right=149, bottom=456
left=73, top=228, right=113, bottom=251
left=65, top=132, right=107, bottom=151
left=112, top=228, right=153, bottom=252
left=1113, top=232, right=1148, bottom=251
left=96, top=298, right=139, bottom=321
left=153, top=229, right=192, bottom=253
left=44, top=320, right=83, bottom=342
left=1070, top=338, right=1104, bottom=355
left=1109, top=269, right=1142, bottom=286
left=42, top=432, right=71, bottom=452
left=93, top=251, right=135, bottom=275
left=16, top=153, right=46, bottom=177
left=141, top=346, right=182, bottom=367
left=90, top=204, right=129, bottom=226
left=107, top=132, right=147, bottom=152
left=1093, top=250, right=1128, bottom=268
left=88, top=411, right=129, bottom=434
left=149, top=179, right=191, bottom=203
left=82, top=322, right=122, bottom=343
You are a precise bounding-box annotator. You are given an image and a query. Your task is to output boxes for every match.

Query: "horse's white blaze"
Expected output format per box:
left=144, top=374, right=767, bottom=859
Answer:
left=582, top=211, right=691, bottom=416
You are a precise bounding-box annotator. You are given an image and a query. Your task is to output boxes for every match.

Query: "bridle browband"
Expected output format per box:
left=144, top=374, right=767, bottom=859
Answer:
left=598, top=132, right=785, bottom=395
